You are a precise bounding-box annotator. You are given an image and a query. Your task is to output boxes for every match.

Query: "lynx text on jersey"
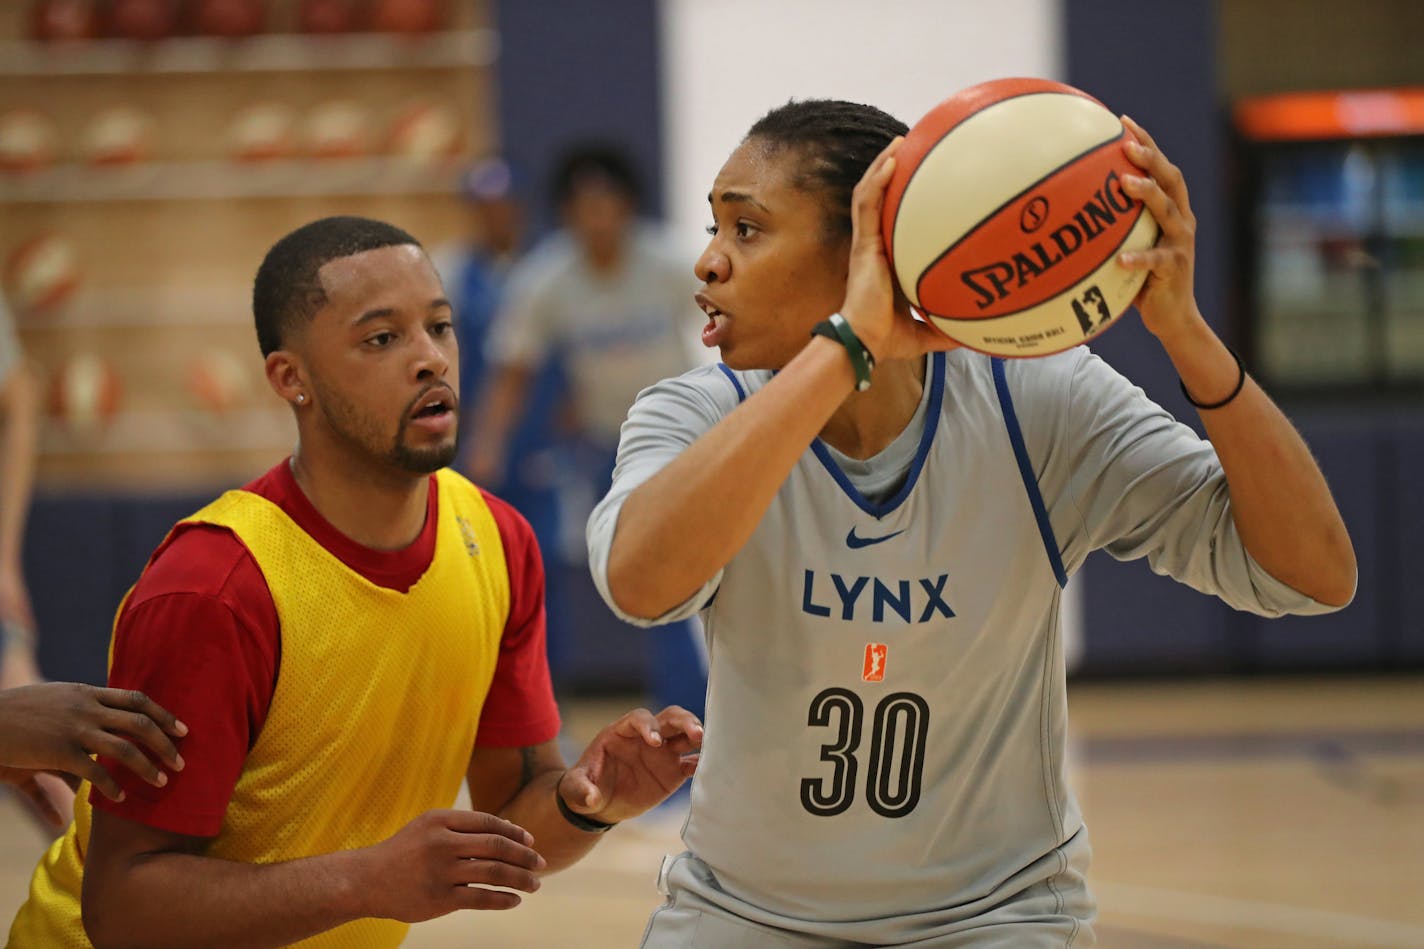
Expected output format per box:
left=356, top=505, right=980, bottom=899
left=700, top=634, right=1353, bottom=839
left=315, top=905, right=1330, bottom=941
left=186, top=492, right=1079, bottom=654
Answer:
left=801, top=570, right=955, bottom=624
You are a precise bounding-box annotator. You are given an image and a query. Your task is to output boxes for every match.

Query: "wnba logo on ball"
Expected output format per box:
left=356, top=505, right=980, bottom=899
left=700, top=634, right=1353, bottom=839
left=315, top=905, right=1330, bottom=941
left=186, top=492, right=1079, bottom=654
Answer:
left=1019, top=196, right=1050, bottom=233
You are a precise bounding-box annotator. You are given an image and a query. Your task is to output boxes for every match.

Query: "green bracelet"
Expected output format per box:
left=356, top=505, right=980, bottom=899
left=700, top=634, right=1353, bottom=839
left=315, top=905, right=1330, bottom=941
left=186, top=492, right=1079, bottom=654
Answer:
left=810, top=313, right=876, bottom=391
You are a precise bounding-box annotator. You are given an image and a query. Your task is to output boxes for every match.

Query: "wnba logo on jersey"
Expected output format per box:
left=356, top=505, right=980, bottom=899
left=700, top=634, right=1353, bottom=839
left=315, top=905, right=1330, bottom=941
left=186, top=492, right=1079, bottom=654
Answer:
left=863, top=643, right=888, bottom=682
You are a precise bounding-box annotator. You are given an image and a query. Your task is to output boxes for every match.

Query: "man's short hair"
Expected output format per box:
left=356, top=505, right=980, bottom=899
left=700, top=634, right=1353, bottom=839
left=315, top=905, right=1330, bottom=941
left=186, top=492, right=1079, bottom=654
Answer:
left=252, top=216, right=421, bottom=357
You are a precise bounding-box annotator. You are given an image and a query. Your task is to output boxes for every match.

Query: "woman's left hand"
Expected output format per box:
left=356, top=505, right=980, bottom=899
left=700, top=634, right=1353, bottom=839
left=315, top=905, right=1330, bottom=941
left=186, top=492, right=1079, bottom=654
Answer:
left=1117, top=116, right=1206, bottom=345
left=841, top=137, right=960, bottom=364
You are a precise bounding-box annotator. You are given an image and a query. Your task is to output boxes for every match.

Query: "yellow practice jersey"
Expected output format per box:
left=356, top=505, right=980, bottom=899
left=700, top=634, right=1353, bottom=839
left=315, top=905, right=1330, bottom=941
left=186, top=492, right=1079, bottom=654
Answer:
left=11, top=468, right=511, bottom=948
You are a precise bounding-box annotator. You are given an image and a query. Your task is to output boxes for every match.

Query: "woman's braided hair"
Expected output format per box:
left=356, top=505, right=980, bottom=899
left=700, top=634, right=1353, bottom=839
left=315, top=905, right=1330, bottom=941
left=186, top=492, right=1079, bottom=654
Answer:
left=745, top=99, right=908, bottom=242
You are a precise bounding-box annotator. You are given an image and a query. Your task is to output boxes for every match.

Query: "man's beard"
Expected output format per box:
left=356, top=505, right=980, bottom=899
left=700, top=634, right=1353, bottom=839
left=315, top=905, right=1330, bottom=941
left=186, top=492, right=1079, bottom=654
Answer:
left=315, top=382, right=458, bottom=474
left=390, top=406, right=458, bottom=473
left=391, top=432, right=457, bottom=473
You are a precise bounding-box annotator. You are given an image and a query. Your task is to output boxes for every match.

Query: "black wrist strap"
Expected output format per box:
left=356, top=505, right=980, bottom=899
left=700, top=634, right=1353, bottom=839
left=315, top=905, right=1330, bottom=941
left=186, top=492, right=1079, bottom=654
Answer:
left=810, top=313, right=875, bottom=391
left=554, top=785, right=616, bottom=833
left=1180, top=347, right=1247, bottom=410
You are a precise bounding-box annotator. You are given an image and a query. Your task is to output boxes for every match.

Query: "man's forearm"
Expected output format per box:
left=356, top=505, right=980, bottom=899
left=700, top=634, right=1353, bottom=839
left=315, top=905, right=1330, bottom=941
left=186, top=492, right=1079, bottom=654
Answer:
left=497, top=769, right=604, bottom=874
left=83, top=848, right=371, bottom=949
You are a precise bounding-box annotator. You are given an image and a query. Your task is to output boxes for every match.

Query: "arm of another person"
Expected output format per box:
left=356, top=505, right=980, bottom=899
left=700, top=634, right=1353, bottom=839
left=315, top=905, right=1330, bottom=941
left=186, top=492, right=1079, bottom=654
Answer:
left=462, top=254, right=556, bottom=484
left=1115, top=118, right=1355, bottom=605
left=464, top=361, right=535, bottom=484
left=604, top=140, right=956, bottom=619
left=0, top=354, right=39, bottom=642
left=0, top=682, right=186, bottom=828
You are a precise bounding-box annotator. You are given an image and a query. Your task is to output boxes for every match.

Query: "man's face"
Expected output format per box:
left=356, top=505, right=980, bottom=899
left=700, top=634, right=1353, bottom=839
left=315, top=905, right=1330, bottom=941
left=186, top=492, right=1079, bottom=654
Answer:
left=296, top=244, right=460, bottom=474
left=694, top=140, right=850, bottom=370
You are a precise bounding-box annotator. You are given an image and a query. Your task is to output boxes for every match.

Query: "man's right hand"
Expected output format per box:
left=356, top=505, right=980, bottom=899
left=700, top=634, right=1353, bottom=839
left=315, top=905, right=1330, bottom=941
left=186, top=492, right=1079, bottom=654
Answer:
left=0, top=682, right=187, bottom=801
left=358, top=809, right=545, bottom=922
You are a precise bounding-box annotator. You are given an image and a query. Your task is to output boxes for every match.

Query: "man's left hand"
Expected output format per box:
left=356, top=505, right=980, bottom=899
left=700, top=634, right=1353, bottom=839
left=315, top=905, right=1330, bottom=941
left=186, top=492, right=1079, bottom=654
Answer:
left=558, top=705, right=702, bottom=825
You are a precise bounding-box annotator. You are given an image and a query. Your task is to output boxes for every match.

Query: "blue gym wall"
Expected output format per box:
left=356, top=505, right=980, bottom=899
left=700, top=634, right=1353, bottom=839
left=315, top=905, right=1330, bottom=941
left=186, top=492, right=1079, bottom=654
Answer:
left=1064, top=0, right=1416, bottom=674
left=492, top=0, right=664, bottom=234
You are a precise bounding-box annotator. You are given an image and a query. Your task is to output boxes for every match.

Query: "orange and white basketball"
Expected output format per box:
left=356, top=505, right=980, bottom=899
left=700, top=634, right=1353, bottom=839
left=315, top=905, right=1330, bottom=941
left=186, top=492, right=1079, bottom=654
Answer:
left=227, top=102, right=297, bottom=162
left=48, top=352, right=122, bottom=437
left=4, top=233, right=81, bottom=315
left=303, top=100, right=372, bottom=159
left=0, top=110, right=59, bottom=174
left=186, top=348, right=250, bottom=415
left=882, top=77, right=1159, bottom=357
left=387, top=99, right=463, bottom=165
left=82, top=105, right=156, bottom=166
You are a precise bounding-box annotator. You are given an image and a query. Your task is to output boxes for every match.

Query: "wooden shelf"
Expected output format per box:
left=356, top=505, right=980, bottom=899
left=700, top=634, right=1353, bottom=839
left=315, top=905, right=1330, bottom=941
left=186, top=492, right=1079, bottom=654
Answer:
left=15, top=286, right=246, bottom=330
left=0, top=29, right=496, bottom=77
left=1, top=156, right=466, bottom=203
left=40, top=407, right=291, bottom=456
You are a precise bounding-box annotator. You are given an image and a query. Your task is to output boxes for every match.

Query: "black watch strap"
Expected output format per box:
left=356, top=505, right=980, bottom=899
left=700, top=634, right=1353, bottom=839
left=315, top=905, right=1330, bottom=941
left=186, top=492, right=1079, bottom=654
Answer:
left=555, top=786, right=616, bottom=833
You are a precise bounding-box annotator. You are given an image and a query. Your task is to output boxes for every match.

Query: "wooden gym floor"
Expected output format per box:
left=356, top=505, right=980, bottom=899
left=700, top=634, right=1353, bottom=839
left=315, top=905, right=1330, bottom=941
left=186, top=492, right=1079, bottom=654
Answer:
left=3, top=675, right=1421, bottom=948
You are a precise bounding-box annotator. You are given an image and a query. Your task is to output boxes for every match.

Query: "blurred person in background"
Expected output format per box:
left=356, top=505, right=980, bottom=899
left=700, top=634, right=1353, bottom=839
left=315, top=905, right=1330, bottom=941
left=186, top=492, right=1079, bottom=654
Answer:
left=0, top=292, right=78, bottom=834
left=0, top=291, right=39, bottom=691
left=467, top=142, right=708, bottom=719
left=437, top=157, right=570, bottom=674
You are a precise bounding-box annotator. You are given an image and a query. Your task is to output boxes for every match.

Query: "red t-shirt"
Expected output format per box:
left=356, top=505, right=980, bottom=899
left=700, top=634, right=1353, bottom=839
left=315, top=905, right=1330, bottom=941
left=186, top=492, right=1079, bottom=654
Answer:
left=91, top=460, right=561, bottom=837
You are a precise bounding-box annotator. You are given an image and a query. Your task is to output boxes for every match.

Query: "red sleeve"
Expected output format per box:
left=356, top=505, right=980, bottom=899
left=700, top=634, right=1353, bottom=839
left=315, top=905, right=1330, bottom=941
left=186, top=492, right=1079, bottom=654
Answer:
left=475, top=489, right=561, bottom=747
left=89, top=524, right=279, bottom=838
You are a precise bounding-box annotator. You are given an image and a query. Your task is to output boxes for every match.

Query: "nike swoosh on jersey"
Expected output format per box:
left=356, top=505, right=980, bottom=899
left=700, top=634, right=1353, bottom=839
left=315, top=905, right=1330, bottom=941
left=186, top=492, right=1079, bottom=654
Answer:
left=845, top=527, right=906, bottom=549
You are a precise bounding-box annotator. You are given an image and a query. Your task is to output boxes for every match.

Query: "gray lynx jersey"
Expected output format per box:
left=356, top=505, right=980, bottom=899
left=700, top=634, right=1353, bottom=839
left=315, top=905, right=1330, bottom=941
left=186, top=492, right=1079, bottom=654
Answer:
left=588, top=347, right=1335, bottom=944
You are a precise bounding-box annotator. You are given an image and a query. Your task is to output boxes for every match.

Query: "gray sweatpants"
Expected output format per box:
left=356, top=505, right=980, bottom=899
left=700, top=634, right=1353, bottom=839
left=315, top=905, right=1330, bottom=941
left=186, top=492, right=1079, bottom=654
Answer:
left=640, top=851, right=1095, bottom=949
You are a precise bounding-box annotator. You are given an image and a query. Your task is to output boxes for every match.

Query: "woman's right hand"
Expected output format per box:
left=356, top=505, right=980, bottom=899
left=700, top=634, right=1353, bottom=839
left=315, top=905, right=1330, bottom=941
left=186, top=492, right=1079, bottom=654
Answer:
left=840, top=136, right=959, bottom=364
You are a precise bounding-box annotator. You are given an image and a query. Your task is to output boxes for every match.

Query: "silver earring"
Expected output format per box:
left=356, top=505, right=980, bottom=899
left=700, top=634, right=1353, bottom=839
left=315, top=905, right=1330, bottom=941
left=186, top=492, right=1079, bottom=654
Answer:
left=295, top=393, right=305, bottom=404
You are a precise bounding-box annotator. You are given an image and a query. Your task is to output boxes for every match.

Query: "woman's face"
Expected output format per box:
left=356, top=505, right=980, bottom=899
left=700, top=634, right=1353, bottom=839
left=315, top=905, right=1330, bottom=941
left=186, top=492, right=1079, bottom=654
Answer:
left=694, top=138, right=851, bottom=370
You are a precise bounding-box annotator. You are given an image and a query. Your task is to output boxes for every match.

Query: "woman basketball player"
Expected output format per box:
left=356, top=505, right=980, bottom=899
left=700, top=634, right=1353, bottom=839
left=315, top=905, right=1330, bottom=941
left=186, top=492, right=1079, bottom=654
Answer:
left=587, top=99, right=1355, bottom=946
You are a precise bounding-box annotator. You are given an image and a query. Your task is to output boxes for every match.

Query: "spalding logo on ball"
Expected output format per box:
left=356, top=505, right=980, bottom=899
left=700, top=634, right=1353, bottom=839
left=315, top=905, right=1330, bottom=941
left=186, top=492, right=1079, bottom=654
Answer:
left=882, top=77, right=1160, bottom=357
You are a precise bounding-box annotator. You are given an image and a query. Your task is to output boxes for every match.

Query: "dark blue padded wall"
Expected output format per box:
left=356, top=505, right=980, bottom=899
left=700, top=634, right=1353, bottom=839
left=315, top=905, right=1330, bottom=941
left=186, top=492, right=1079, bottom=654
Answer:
left=23, top=492, right=215, bottom=686
left=1064, top=0, right=1241, bottom=675
left=492, top=0, right=664, bottom=234
left=1064, top=0, right=1382, bottom=674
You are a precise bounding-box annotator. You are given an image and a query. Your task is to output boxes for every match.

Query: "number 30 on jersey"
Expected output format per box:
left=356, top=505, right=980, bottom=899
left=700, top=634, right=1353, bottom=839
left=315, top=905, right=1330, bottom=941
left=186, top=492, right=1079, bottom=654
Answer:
left=800, top=687, right=929, bottom=818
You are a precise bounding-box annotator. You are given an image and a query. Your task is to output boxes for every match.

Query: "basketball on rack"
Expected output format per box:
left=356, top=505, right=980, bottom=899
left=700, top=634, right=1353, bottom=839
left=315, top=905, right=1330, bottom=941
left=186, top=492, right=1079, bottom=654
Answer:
left=186, top=348, right=251, bottom=416
left=4, top=233, right=81, bottom=315
left=81, top=106, right=156, bottom=166
left=0, top=110, right=58, bottom=174
left=30, top=0, right=101, bottom=42
left=881, top=77, right=1159, bottom=357
left=387, top=99, right=463, bottom=165
left=368, top=0, right=444, bottom=34
left=104, top=0, right=181, bottom=40
left=303, top=100, right=372, bottom=159
left=190, top=0, right=267, bottom=38
left=297, top=0, right=359, bottom=34
left=227, top=102, right=296, bottom=162
left=48, top=353, right=123, bottom=438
